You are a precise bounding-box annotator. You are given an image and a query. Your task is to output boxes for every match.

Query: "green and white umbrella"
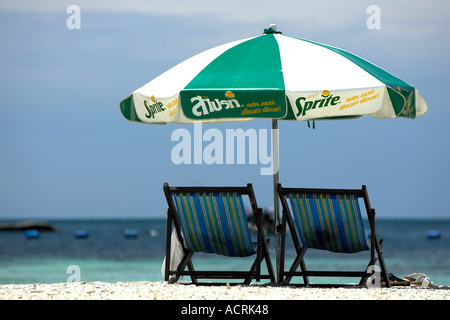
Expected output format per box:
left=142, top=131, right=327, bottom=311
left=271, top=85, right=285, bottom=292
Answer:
left=120, top=24, right=428, bottom=280
left=120, top=24, right=427, bottom=124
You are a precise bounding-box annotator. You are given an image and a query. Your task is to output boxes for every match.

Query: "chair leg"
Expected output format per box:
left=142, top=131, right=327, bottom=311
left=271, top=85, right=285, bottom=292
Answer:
left=170, top=251, right=195, bottom=284
left=246, top=239, right=275, bottom=285
left=264, top=240, right=276, bottom=283
left=360, top=238, right=390, bottom=287
left=374, top=239, right=390, bottom=287
left=283, top=247, right=309, bottom=285
left=164, top=211, right=172, bottom=282
left=245, top=263, right=257, bottom=285
left=360, top=237, right=381, bottom=286
left=186, top=260, right=198, bottom=285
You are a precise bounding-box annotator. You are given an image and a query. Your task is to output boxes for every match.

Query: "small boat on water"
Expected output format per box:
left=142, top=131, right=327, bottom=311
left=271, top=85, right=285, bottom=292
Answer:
left=426, top=230, right=441, bottom=239
left=123, top=229, right=138, bottom=238
left=74, top=229, right=89, bottom=239
left=25, top=229, right=40, bottom=239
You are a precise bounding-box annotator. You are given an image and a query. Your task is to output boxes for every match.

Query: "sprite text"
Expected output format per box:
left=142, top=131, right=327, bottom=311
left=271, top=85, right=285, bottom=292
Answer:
left=144, top=99, right=165, bottom=119
left=295, top=93, right=340, bottom=117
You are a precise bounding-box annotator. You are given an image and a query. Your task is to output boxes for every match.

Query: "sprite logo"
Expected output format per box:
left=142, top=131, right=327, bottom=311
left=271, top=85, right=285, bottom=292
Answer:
left=191, top=91, right=241, bottom=117
left=144, top=95, right=165, bottom=119
left=295, top=90, right=341, bottom=117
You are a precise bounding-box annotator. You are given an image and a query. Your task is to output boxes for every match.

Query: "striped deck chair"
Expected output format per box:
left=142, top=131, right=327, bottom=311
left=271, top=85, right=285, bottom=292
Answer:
left=163, top=183, right=275, bottom=285
left=277, top=183, right=390, bottom=287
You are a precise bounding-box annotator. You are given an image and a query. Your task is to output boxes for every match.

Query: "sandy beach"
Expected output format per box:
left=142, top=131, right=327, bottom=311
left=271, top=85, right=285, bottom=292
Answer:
left=1, top=281, right=449, bottom=300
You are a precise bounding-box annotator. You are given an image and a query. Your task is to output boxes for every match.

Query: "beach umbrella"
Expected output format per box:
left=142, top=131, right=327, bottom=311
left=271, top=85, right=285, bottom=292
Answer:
left=120, top=24, right=428, bottom=281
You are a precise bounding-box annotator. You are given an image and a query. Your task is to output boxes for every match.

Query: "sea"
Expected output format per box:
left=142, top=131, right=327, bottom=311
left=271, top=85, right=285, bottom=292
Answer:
left=1, top=219, right=450, bottom=286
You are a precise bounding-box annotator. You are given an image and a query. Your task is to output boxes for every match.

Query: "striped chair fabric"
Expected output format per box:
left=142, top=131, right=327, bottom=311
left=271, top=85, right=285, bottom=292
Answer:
left=170, top=191, right=256, bottom=257
left=286, top=192, right=369, bottom=253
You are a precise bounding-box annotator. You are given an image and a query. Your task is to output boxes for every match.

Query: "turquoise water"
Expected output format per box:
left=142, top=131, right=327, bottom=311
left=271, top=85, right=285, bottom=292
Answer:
left=1, top=219, right=449, bottom=286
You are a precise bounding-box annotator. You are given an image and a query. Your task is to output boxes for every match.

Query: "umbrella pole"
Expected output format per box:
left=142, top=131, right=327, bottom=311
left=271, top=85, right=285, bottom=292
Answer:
left=272, top=119, right=280, bottom=283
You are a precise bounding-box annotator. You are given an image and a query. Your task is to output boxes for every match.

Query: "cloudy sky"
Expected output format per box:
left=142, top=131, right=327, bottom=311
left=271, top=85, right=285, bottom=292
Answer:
left=0, top=1, right=448, bottom=219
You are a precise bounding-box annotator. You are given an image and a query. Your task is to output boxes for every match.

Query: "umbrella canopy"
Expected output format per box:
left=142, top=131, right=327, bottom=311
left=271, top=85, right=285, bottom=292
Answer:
left=120, top=24, right=427, bottom=125
left=120, top=24, right=428, bottom=282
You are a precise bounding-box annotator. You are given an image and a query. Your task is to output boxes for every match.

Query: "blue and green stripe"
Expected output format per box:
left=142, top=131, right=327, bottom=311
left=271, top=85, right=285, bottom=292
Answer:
left=286, top=193, right=369, bottom=253
left=170, top=191, right=256, bottom=257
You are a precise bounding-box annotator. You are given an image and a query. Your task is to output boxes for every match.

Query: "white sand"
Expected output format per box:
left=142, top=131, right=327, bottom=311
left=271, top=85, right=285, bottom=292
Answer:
left=0, top=281, right=449, bottom=300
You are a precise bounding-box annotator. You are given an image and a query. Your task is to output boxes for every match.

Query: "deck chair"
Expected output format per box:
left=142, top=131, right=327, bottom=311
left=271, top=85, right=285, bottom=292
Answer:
left=163, top=182, right=275, bottom=285
left=277, top=183, right=390, bottom=287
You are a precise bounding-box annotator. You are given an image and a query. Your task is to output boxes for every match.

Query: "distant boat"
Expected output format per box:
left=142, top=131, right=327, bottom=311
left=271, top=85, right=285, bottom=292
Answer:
left=426, top=230, right=441, bottom=239
left=123, top=229, right=138, bottom=238
left=74, top=230, right=89, bottom=239
left=0, top=220, right=57, bottom=232
left=25, top=229, right=40, bottom=239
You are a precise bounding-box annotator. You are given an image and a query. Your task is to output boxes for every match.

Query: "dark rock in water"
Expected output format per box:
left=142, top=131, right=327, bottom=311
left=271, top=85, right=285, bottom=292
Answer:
left=0, top=220, right=57, bottom=231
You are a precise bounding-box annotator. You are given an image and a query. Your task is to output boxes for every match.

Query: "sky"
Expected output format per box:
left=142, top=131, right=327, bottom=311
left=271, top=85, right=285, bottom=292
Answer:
left=0, top=0, right=448, bottom=220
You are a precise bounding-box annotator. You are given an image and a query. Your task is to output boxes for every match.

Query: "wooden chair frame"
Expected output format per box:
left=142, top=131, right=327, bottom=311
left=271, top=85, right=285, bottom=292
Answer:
left=163, top=182, right=275, bottom=285
left=278, top=183, right=390, bottom=287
